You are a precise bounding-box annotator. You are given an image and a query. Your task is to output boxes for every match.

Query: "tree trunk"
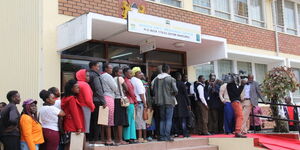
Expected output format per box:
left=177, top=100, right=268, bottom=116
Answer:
left=271, top=98, right=289, bottom=133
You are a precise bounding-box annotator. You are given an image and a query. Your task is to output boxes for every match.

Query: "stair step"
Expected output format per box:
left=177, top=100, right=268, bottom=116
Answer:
left=169, top=145, right=218, bottom=150
left=166, top=138, right=209, bottom=149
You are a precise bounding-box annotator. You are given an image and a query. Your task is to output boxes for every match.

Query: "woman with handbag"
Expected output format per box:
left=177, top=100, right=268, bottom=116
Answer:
left=123, top=68, right=138, bottom=144
left=112, top=67, right=129, bottom=145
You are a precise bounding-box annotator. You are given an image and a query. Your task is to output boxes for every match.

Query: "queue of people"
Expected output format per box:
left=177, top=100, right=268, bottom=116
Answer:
left=0, top=61, right=274, bottom=150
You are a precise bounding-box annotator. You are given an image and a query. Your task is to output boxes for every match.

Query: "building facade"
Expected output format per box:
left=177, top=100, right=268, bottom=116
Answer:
left=1, top=0, right=300, bottom=105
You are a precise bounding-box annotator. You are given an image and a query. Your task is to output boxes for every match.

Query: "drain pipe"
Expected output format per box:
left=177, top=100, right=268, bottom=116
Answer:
left=272, top=0, right=280, bottom=56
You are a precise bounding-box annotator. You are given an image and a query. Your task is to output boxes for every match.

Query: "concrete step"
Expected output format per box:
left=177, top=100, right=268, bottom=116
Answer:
left=169, top=145, right=218, bottom=150
left=87, top=138, right=212, bottom=150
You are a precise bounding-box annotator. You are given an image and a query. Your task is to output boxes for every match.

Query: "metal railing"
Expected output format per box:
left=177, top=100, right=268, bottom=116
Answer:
left=250, top=102, right=300, bottom=134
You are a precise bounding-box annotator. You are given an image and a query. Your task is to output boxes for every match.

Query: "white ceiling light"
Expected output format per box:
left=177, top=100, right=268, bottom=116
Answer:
left=173, top=42, right=185, bottom=48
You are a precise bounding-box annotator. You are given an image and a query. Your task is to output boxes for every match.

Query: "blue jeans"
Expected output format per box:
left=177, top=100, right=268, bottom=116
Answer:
left=20, top=141, right=39, bottom=150
left=181, top=117, right=188, bottom=136
left=224, top=102, right=235, bottom=133
left=159, top=105, right=174, bottom=140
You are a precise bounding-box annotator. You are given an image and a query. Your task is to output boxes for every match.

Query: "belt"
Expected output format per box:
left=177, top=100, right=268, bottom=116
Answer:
left=244, top=98, right=251, bottom=100
left=137, top=101, right=143, bottom=104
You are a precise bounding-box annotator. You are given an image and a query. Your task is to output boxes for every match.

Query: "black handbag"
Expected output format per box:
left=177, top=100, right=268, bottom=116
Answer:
left=187, top=110, right=195, bottom=129
left=60, top=132, right=71, bottom=145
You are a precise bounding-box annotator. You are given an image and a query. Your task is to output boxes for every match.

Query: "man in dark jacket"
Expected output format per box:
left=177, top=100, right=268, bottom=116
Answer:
left=0, top=90, right=21, bottom=150
left=88, top=61, right=106, bottom=143
left=153, top=64, right=178, bottom=141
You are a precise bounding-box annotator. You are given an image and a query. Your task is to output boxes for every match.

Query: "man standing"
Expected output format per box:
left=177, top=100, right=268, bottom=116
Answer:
left=153, top=64, right=178, bottom=141
left=88, top=61, right=106, bottom=144
left=227, top=74, right=245, bottom=138
left=0, top=91, right=21, bottom=150
left=131, top=67, right=147, bottom=143
left=194, top=75, right=210, bottom=135
left=241, top=74, right=265, bottom=134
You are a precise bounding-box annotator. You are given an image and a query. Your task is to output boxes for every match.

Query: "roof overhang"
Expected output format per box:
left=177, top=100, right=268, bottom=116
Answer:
left=57, top=12, right=227, bottom=66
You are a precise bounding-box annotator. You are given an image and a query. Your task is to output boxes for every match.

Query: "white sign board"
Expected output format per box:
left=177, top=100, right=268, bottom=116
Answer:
left=128, top=12, right=201, bottom=43
left=140, top=40, right=156, bottom=53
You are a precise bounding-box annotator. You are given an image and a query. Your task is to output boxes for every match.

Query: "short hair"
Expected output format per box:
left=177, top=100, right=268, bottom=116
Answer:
left=0, top=102, right=7, bottom=107
left=89, top=61, right=98, bottom=69
left=162, top=64, right=170, bottom=73
left=123, top=67, right=131, bottom=74
left=198, top=75, right=204, bottom=80
left=39, top=90, right=51, bottom=102
left=174, top=72, right=182, bottom=80
left=64, top=79, right=77, bottom=97
left=112, top=66, right=121, bottom=77
left=6, top=90, right=18, bottom=102
left=48, top=87, right=58, bottom=94
left=103, top=63, right=111, bottom=71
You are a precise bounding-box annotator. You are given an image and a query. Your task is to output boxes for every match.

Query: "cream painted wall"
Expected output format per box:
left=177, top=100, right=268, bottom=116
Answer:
left=0, top=0, right=41, bottom=108
left=187, top=66, right=197, bottom=82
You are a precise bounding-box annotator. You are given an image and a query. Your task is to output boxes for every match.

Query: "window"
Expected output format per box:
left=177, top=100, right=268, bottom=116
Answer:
left=62, top=42, right=105, bottom=58
left=160, top=0, right=182, bottom=7
left=214, top=0, right=230, bottom=19
left=193, top=0, right=211, bottom=14
left=237, top=61, right=252, bottom=75
left=292, top=68, right=300, bottom=97
left=108, top=45, right=143, bottom=62
left=234, top=0, right=249, bottom=23
left=251, top=0, right=265, bottom=27
left=284, top=1, right=297, bottom=35
left=274, top=0, right=285, bottom=32
left=146, top=51, right=183, bottom=65
left=298, top=4, right=300, bottom=32
left=218, top=60, right=233, bottom=79
left=195, top=62, right=214, bottom=80
left=255, top=63, right=267, bottom=84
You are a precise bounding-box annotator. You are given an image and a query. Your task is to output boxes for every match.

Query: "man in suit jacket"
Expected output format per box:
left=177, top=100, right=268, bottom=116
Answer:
left=241, top=74, right=265, bottom=134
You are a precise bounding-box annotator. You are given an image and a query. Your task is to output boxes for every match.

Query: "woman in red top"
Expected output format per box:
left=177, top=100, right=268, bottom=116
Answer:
left=76, top=69, right=94, bottom=134
left=61, top=79, right=85, bottom=148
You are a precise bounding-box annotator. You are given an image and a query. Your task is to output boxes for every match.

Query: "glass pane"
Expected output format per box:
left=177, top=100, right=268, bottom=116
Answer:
left=161, top=0, right=182, bottom=7
left=287, top=29, right=297, bottom=35
left=215, top=11, right=231, bottom=19
left=214, top=0, right=230, bottom=13
left=237, top=61, right=252, bottom=76
left=275, top=0, right=284, bottom=26
left=218, top=60, right=233, bottom=79
left=146, top=51, right=183, bottom=65
left=195, top=62, right=214, bottom=80
left=108, top=45, right=143, bottom=62
left=292, top=68, right=300, bottom=97
left=62, top=42, right=105, bottom=58
left=235, top=16, right=248, bottom=23
left=276, top=26, right=284, bottom=32
left=234, top=0, right=248, bottom=17
left=252, top=20, right=265, bottom=27
left=193, top=6, right=211, bottom=14
left=251, top=0, right=264, bottom=22
left=193, top=0, right=211, bottom=7
left=284, top=1, right=296, bottom=29
left=298, top=5, right=300, bottom=31
left=255, top=63, right=267, bottom=84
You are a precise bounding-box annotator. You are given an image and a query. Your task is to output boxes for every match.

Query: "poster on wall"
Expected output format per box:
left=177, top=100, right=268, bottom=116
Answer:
left=127, top=12, right=201, bottom=43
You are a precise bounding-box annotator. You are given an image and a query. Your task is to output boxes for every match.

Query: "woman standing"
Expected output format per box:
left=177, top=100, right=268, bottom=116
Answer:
left=20, top=99, right=44, bottom=150
left=39, top=90, right=65, bottom=150
left=61, top=79, right=85, bottom=149
left=123, top=68, right=138, bottom=144
left=112, top=67, right=129, bottom=145
left=174, top=72, right=191, bottom=137
left=76, top=69, right=95, bottom=134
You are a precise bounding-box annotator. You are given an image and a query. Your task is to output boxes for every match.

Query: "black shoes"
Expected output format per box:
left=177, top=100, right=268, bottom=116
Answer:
left=235, top=133, right=247, bottom=138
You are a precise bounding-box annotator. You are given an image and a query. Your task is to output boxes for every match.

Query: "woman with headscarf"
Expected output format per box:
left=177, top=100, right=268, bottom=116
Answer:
left=76, top=69, right=94, bottom=134
left=39, top=90, right=65, bottom=150
left=112, top=66, right=129, bottom=145
left=20, top=99, right=44, bottom=150
left=61, top=79, right=85, bottom=149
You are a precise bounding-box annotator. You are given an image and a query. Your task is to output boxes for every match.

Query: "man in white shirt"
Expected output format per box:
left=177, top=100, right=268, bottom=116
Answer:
left=194, top=75, right=210, bottom=135
left=131, top=67, right=147, bottom=143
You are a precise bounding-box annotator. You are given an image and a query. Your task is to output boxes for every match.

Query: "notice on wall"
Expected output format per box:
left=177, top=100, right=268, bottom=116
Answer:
left=128, top=12, right=201, bottom=43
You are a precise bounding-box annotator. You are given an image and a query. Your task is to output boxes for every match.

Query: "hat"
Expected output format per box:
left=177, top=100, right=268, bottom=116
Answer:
left=132, top=67, right=141, bottom=76
left=22, top=99, right=37, bottom=107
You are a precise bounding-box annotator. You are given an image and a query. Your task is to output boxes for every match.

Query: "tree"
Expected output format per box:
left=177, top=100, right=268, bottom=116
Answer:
left=261, top=66, right=299, bottom=132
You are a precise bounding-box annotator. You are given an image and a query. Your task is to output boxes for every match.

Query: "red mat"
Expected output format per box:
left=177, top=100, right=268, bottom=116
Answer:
left=191, top=133, right=300, bottom=150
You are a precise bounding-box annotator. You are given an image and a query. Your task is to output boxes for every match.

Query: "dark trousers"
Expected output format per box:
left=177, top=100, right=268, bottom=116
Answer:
left=217, top=107, right=224, bottom=133
left=224, top=102, right=235, bottom=133
left=195, top=101, right=209, bottom=134
left=208, top=108, right=219, bottom=134
left=0, top=135, right=20, bottom=150
left=87, top=106, right=101, bottom=141
left=153, top=105, right=160, bottom=138
left=41, top=128, right=60, bottom=150
left=159, top=105, right=174, bottom=140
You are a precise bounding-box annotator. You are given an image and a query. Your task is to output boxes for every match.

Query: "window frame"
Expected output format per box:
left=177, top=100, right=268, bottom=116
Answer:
left=153, top=0, right=183, bottom=8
